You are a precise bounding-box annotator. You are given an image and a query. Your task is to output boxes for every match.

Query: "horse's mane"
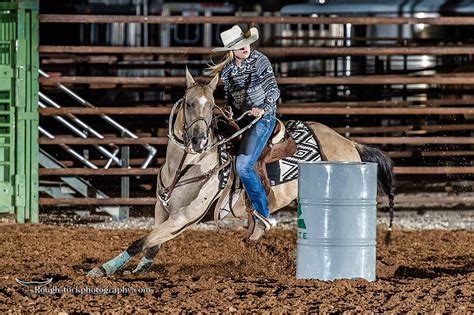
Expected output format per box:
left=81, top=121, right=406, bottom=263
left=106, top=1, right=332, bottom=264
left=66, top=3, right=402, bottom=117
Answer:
left=194, top=79, right=207, bottom=85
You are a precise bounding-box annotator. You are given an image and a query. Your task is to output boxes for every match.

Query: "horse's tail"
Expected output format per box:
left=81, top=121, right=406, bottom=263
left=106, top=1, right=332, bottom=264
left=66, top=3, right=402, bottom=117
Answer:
left=355, top=143, right=396, bottom=243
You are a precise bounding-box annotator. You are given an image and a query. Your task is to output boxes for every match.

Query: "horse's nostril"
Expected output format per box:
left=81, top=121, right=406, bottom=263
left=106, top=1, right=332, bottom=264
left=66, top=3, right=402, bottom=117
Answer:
left=191, top=137, right=200, bottom=146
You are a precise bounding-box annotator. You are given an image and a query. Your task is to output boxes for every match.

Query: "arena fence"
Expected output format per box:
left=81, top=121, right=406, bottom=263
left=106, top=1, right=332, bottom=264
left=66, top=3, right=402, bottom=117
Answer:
left=29, top=13, right=474, bottom=215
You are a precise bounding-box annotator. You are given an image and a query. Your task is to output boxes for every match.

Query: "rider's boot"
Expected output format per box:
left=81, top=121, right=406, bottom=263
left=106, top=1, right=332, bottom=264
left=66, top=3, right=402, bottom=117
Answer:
left=247, top=210, right=277, bottom=241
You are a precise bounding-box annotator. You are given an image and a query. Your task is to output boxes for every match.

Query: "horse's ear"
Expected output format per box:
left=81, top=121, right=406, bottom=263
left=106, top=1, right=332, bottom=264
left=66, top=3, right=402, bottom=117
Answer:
left=185, top=66, right=195, bottom=88
left=207, top=74, right=219, bottom=91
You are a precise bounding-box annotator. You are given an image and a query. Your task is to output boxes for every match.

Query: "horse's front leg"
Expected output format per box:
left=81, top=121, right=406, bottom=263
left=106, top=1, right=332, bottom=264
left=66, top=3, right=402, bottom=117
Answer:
left=86, top=235, right=148, bottom=277
left=131, top=244, right=161, bottom=274
left=88, top=175, right=219, bottom=277
left=133, top=175, right=220, bottom=270
left=132, top=199, right=169, bottom=274
left=126, top=196, right=217, bottom=276
left=87, top=196, right=170, bottom=277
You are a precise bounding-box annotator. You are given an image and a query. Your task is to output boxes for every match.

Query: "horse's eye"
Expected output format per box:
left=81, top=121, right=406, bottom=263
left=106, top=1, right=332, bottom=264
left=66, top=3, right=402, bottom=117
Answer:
left=186, top=102, right=192, bottom=108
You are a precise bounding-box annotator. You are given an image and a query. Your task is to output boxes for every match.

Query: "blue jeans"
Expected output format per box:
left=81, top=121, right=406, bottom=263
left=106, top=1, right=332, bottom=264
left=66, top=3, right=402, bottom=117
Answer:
left=236, top=114, right=276, bottom=218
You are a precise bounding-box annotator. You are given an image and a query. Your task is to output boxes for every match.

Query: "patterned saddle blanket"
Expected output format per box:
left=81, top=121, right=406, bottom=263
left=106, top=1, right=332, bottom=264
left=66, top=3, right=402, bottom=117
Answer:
left=266, top=120, right=322, bottom=185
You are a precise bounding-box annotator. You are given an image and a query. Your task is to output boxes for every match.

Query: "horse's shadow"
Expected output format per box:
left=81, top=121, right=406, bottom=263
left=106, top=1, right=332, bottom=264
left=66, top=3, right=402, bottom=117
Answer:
left=73, top=257, right=101, bottom=273
left=120, top=276, right=158, bottom=283
left=117, top=261, right=250, bottom=283
left=394, top=262, right=473, bottom=279
left=176, top=260, right=249, bottom=277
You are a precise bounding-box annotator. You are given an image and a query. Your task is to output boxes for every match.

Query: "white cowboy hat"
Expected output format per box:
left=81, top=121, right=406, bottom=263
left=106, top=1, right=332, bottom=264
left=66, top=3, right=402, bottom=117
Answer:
left=211, top=25, right=259, bottom=52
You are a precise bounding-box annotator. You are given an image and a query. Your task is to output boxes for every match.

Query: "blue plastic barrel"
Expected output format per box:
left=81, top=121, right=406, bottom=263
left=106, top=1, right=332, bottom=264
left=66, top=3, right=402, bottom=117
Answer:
left=296, top=162, right=378, bottom=281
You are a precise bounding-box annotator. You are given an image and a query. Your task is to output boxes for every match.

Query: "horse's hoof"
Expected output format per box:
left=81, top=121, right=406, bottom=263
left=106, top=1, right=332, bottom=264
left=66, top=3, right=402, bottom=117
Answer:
left=132, top=262, right=153, bottom=274
left=86, top=267, right=106, bottom=278
left=132, top=257, right=154, bottom=274
left=132, top=261, right=153, bottom=275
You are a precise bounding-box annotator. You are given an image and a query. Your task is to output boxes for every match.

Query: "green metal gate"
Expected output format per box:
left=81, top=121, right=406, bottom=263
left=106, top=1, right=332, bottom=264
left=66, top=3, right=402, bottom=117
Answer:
left=0, top=1, right=38, bottom=223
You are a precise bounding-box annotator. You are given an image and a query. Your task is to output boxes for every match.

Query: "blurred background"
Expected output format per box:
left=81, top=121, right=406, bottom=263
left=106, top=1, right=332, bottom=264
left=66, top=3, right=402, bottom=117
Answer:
left=3, top=0, right=473, bottom=221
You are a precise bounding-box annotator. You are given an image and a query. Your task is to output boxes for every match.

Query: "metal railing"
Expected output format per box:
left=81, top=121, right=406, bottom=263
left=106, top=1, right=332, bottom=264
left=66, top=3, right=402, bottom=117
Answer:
left=37, top=14, right=474, bottom=209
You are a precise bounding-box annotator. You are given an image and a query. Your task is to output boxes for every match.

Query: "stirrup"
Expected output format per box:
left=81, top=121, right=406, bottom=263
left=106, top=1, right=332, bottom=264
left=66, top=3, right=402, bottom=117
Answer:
left=251, top=210, right=276, bottom=231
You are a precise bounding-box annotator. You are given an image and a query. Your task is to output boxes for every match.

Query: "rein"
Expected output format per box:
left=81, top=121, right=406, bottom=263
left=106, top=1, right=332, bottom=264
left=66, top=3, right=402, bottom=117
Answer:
left=208, top=110, right=261, bottom=150
left=160, top=86, right=261, bottom=210
left=167, top=98, right=261, bottom=154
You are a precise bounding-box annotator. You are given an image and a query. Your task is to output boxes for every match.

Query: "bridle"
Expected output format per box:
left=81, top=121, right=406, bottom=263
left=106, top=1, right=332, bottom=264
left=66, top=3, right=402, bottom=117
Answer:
left=167, top=83, right=215, bottom=154
left=181, top=84, right=215, bottom=152
left=159, top=83, right=262, bottom=210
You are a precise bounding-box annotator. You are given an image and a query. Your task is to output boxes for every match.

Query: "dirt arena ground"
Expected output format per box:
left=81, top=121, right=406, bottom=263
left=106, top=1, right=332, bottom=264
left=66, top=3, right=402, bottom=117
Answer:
left=0, top=223, right=472, bottom=313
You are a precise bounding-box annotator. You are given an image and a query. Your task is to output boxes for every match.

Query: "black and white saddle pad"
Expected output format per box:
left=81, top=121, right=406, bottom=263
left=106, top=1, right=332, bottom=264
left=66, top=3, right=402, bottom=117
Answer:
left=267, top=120, right=321, bottom=186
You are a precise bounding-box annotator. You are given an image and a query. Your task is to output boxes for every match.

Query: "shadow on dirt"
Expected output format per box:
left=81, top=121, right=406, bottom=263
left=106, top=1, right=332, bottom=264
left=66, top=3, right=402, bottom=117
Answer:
left=394, top=264, right=473, bottom=279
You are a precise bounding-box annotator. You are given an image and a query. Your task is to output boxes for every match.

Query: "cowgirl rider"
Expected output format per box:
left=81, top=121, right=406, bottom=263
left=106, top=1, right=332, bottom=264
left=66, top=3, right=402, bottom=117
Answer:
left=206, top=25, right=281, bottom=240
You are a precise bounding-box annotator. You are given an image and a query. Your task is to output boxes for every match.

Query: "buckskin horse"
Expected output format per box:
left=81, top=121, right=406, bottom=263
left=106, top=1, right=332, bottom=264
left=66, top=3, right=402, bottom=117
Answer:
left=87, top=69, right=395, bottom=277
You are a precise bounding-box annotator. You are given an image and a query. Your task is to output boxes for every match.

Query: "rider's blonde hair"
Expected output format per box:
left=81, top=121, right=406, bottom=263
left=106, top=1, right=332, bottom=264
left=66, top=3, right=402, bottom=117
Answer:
left=204, top=51, right=234, bottom=76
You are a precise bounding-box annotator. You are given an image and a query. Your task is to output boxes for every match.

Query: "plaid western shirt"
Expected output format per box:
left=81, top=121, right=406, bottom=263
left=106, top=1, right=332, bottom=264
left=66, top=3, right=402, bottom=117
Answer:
left=221, top=50, right=280, bottom=116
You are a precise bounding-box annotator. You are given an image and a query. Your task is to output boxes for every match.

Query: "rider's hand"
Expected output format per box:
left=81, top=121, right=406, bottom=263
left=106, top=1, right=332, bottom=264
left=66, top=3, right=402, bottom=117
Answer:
left=225, top=106, right=234, bottom=119
left=249, top=107, right=265, bottom=117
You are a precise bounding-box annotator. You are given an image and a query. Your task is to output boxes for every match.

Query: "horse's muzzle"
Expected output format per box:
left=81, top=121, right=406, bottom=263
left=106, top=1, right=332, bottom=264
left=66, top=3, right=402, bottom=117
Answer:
left=190, top=136, right=209, bottom=153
